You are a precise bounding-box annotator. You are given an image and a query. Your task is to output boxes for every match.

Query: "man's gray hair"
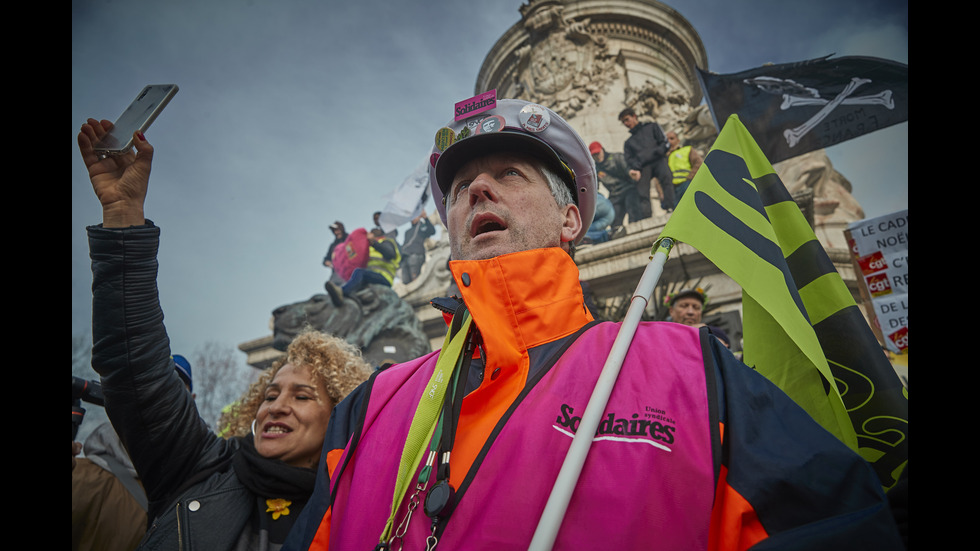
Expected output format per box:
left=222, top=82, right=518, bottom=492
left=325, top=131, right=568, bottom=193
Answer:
left=540, top=163, right=577, bottom=260
left=540, top=164, right=575, bottom=208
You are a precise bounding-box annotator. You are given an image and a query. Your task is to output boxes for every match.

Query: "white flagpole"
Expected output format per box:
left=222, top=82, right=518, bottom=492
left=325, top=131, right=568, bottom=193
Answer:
left=528, top=238, right=675, bottom=551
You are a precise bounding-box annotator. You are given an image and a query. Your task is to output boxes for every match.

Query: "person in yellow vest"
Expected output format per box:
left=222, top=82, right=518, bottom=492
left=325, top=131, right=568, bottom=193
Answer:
left=341, top=228, right=402, bottom=295
left=666, top=131, right=703, bottom=206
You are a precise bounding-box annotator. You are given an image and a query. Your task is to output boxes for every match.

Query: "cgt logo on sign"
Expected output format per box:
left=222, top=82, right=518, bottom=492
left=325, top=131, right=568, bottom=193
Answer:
left=858, top=251, right=888, bottom=275
left=889, top=326, right=908, bottom=351
left=866, top=273, right=892, bottom=297
left=554, top=403, right=676, bottom=446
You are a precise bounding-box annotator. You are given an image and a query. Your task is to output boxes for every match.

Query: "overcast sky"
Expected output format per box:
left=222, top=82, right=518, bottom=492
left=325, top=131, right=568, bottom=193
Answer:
left=72, top=0, right=908, bottom=366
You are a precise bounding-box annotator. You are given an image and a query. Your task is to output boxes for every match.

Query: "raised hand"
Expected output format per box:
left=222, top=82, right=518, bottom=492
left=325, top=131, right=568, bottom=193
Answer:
left=77, top=118, right=154, bottom=228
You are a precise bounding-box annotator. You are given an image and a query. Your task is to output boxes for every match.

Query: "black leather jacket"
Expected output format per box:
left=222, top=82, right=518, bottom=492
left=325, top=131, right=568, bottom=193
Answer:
left=89, top=223, right=251, bottom=550
left=594, top=150, right=634, bottom=197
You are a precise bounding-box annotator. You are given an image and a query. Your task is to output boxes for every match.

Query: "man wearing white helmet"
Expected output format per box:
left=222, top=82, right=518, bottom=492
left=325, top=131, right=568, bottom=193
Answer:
left=287, top=97, right=899, bottom=550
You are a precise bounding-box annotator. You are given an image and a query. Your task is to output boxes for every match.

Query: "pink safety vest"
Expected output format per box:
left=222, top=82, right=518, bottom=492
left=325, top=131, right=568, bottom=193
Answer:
left=329, top=321, right=715, bottom=550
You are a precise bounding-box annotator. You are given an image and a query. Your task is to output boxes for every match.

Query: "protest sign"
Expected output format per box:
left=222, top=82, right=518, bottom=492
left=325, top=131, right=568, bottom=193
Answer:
left=846, top=210, right=908, bottom=352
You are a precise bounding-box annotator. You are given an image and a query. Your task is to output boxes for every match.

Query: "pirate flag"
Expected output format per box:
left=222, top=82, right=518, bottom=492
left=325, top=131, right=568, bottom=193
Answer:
left=697, top=55, right=908, bottom=164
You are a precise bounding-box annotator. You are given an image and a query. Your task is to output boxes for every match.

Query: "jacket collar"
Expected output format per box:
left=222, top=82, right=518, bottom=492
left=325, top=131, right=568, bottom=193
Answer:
left=448, top=247, right=592, bottom=382
left=432, top=247, right=593, bottom=488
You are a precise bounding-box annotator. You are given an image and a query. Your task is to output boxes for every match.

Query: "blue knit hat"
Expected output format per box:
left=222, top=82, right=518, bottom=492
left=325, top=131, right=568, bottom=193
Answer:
left=172, top=354, right=193, bottom=392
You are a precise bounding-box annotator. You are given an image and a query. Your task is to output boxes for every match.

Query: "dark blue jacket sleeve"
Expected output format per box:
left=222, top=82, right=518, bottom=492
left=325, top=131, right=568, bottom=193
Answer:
left=703, top=331, right=902, bottom=550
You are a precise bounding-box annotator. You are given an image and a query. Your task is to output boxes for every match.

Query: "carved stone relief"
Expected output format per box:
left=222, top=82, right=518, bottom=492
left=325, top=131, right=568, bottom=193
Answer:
left=508, top=3, right=620, bottom=118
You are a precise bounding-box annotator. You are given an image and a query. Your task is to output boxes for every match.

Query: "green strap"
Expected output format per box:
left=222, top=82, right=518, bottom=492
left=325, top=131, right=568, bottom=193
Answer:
left=379, top=311, right=473, bottom=543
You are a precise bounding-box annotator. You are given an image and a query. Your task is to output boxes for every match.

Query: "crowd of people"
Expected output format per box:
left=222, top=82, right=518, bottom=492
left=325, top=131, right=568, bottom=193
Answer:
left=581, top=110, right=705, bottom=245
left=321, top=208, right=437, bottom=307
left=74, top=95, right=905, bottom=550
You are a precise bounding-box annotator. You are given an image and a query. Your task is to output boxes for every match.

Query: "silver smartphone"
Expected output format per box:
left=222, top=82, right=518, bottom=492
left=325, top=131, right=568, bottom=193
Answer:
left=94, top=84, right=179, bottom=155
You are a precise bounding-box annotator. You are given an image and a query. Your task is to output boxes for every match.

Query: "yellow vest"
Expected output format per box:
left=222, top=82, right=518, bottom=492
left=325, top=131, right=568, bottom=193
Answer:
left=367, top=237, right=401, bottom=285
left=668, top=145, right=693, bottom=185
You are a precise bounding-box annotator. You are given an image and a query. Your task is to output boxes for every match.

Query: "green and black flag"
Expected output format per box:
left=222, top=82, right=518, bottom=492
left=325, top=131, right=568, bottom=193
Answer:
left=658, top=115, right=907, bottom=488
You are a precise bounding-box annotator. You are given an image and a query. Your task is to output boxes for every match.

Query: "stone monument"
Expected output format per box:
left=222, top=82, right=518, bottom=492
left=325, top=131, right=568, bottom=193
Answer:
left=397, top=0, right=871, bottom=352
left=241, top=0, right=875, bottom=365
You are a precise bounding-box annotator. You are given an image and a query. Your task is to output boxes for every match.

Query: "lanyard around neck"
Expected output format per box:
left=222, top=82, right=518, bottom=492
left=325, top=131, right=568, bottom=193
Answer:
left=378, top=307, right=474, bottom=545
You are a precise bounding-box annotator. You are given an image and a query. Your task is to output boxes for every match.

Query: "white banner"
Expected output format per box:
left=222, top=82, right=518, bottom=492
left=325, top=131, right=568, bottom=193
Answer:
left=378, top=155, right=431, bottom=234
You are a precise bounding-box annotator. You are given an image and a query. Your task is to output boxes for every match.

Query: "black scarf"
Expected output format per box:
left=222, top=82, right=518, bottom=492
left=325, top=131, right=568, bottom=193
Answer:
left=232, top=436, right=317, bottom=548
left=232, top=436, right=316, bottom=500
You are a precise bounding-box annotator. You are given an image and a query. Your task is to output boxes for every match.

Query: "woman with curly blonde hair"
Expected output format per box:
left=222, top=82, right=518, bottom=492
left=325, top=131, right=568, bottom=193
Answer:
left=81, top=116, right=372, bottom=550
left=221, top=330, right=371, bottom=444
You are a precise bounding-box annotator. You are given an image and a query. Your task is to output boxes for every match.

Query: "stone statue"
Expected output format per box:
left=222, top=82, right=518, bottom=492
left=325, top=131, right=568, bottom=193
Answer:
left=507, top=2, right=620, bottom=119
left=272, top=284, right=430, bottom=368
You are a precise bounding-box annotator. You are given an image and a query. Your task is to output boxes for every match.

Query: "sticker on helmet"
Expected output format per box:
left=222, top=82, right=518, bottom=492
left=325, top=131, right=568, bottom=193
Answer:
left=474, top=115, right=505, bottom=134
left=434, top=127, right=456, bottom=152
left=518, top=104, right=550, bottom=133
left=465, top=116, right=486, bottom=132
left=454, top=89, right=497, bottom=121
